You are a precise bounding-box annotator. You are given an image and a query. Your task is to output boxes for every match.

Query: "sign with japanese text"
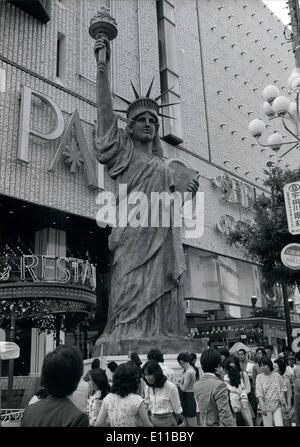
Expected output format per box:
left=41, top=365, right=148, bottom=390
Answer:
left=283, top=181, right=300, bottom=235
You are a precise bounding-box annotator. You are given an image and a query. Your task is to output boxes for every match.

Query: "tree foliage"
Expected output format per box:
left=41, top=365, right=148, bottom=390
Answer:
left=228, top=165, right=300, bottom=296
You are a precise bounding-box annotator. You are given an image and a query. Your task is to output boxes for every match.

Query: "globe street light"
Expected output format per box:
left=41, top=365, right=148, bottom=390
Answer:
left=248, top=70, right=300, bottom=158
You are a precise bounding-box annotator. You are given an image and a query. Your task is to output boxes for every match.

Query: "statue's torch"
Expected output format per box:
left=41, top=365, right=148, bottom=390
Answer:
left=89, top=7, right=118, bottom=72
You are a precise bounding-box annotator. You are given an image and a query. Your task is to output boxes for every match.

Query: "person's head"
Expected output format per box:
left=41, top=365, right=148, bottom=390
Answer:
left=189, top=353, right=197, bottom=366
left=142, top=360, right=167, bottom=388
left=130, top=352, right=142, bottom=367
left=112, top=363, right=140, bottom=398
left=200, top=348, right=222, bottom=374
left=274, top=358, right=286, bottom=376
left=295, top=352, right=300, bottom=365
left=40, top=345, right=83, bottom=398
left=256, top=347, right=266, bottom=362
left=91, top=358, right=100, bottom=369
left=107, top=361, right=118, bottom=373
left=218, top=347, right=230, bottom=363
left=177, top=352, right=191, bottom=370
left=261, top=357, right=274, bottom=375
left=287, top=355, right=295, bottom=367
left=223, top=357, right=241, bottom=388
left=237, top=349, right=247, bottom=362
left=89, top=368, right=111, bottom=398
left=265, top=345, right=273, bottom=359
left=147, top=349, right=164, bottom=364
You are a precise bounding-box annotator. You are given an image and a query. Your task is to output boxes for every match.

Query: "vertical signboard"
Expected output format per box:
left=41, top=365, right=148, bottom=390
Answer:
left=283, top=181, right=300, bottom=235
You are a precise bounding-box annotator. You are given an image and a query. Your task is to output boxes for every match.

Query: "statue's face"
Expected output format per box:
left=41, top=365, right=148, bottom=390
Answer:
left=130, top=112, right=157, bottom=143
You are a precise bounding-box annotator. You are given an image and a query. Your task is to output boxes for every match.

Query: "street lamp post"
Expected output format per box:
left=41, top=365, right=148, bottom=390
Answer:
left=246, top=1, right=300, bottom=350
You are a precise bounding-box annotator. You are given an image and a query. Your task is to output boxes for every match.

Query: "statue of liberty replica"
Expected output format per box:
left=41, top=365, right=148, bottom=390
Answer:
left=90, top=9, right=202, bottom=355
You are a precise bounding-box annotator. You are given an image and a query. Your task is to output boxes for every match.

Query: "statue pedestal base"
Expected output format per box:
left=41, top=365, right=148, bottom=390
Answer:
left=92, top=336, right=209, bottom=357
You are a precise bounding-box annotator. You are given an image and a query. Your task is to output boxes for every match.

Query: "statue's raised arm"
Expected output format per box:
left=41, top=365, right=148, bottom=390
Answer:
left=89, top=8, right=118, bottom=138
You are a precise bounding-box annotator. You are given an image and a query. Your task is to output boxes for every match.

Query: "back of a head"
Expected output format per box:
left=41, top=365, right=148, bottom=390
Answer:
left=200, top=348, right=222, bottom=373
left=91, top=358, right=100, bottom=369
left=112, top=363, right=139, bottom=398
left=218, top=347, right=230, bottom=358
left=107, top=361, right=118, bottom=373
left=41, top=345, right=83, bottom=398
left=147, top=349, right=164, bottom=363
left=90, top=368, right=111, bottom=395
left=177, top=352, right=191, bottom=364
left=130, top=352, right=142, bottom=367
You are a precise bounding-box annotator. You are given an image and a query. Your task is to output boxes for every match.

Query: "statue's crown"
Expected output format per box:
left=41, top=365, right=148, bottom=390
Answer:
left=113, top=78, right=179, bottom=122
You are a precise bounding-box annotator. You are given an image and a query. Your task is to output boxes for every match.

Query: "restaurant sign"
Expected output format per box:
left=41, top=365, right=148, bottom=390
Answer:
left=0, top=255, right=96, bottom=290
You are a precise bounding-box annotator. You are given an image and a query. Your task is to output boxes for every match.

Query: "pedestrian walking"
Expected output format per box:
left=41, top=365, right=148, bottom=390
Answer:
left=223, top=357, right=253, bottom=426
left=177, top=352, right=197, bottom=427
left=274, top=358, right=293, bottom=426
left=87, top=368, right=111, bottom=426
left=94, top=363, right=152, bottom=427
left=256, top=358, right=286, bottom=427
left=142, top=360, right=184, bottom=427
left=193, top=348, right=236, bottom=427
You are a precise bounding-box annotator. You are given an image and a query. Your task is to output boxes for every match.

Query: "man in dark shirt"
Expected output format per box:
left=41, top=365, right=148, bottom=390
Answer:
left=21, top=345, right=89, bottom=427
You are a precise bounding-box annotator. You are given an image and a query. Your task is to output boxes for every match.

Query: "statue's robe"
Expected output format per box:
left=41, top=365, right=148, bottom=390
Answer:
left=95, top=117, right=187, bottom=339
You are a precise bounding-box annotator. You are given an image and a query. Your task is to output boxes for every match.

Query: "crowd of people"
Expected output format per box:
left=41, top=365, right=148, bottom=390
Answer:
left=20, top=343, right=300, bottom=427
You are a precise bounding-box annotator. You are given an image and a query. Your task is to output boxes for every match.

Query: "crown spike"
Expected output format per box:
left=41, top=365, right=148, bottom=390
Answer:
left=145, top=77, right=155, bottom=97
left=130, top=81, right=140, bottom=99
left=155, top=86, right=175, bottom=102
left=159, top=102, right=181, bottom=108
left=158, top=113, right=176, bottom=120
left=113, top=109, right=128, bottom=113
left=113, top=93, right=131, bottom=105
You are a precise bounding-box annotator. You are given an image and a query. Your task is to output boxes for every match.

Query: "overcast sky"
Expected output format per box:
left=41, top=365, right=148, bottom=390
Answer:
left=264, top=0, right=290, bottom=25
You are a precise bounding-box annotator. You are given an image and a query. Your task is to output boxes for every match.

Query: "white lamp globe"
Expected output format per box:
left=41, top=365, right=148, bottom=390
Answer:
left=262, top=85, right=280, bottom=104
left=262, top=101, right=275, bottom=117
left=248, top=119, right=266, bottom=138
left=272, top=96, right=290, bottom=116
left=289, top=101, right=297, bottom=116
left=291, top=74, right=300, bottom=92
left=267, top=133, right=283, bottom=151
left=287, top=68, right=300, bottom=90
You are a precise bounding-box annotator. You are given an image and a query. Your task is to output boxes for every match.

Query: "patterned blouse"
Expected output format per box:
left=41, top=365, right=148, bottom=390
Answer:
left=144, top=380, right=182, bottom=415
left=87, top=391, right=103, bottom=426
left=256, top=372, right=286, bottom=411
left=101, top=393, right=144, bottom=427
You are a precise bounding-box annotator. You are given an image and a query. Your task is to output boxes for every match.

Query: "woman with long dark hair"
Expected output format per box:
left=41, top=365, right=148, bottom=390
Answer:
left=274, top=358, right=292, bottom=426
left=177, top=352, right=197, bottom=427
left=87, top=368, right=111, bottom=426
left=223, top=357, right=253, bottom=426
left=142, top=360, right=183, bottom=427
left=95, top=363, right=152, bottom=427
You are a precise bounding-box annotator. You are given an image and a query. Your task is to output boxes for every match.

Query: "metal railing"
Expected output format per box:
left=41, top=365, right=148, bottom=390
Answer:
left=0, top=408, right=24, bottom=423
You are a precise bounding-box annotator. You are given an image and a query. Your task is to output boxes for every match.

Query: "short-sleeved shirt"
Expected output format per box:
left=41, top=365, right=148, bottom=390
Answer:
left=256, top=372, right=286, bottom=412
left=101, top=393, right=144, bottom=427
left=180, top=368, right=196, bottom=392
left=144, top=380, right=182, bottom=415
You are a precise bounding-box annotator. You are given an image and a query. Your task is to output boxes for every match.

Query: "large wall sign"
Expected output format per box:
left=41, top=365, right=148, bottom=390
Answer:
left=211, top=173, right=256, bottom=209
left=18, top=85, right=99, bottom=189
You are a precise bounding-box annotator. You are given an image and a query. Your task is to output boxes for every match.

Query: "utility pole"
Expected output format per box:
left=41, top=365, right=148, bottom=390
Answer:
left=288, top=0, right=300, bottom=67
